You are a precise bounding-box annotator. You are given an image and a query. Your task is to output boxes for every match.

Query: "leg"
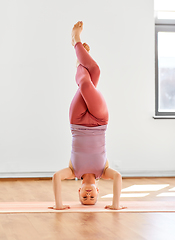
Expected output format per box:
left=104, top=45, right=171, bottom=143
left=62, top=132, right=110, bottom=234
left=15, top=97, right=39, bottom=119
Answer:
left=72, top=21, right=100, bottom=87
left=69, top=88, right=88, bottom=125
left=69, top=68, right=108, bottom=125
left=75, top=65, right=108, bottom=121
left=75, top=42, right=100, bottom=87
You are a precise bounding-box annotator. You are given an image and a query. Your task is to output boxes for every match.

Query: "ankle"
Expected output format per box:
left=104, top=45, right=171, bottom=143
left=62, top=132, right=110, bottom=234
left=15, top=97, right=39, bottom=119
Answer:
left=73, top=36, right=81, bottom=46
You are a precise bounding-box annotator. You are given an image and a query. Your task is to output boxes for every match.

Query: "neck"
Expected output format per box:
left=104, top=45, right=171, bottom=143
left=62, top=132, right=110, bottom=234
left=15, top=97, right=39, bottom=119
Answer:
left=82, top=173, right=96, bottom=184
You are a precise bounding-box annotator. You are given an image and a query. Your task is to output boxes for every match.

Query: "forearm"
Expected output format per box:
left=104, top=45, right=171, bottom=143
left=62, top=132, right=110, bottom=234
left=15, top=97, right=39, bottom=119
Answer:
left=53, top=173, right=63, bottom=208
left=102, top=168, right=125, bottom=210
left=112, top=173, right=122, bottom=208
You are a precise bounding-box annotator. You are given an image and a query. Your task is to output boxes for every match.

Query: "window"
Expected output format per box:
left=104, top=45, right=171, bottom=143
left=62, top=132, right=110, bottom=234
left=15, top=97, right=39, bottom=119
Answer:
left=155, top=1, right=175, bottom=117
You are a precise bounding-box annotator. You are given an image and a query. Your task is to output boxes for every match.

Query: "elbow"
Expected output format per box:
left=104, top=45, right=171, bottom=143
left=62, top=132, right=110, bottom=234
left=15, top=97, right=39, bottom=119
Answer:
left=52, top=172, right=56, bottom=182
left=52, top=172, right=61, bottom=182
left=113, top=171, right=122, bottom=180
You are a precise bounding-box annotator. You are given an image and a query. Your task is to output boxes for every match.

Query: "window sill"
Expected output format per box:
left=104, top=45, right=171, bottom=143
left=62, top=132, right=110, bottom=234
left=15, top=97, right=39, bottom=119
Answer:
left=153, top=116, right=175, bottom=119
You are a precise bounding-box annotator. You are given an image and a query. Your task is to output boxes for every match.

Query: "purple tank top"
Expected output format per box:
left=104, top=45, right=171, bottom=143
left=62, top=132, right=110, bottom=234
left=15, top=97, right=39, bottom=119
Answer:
left=70, top=124, right=107, bottom=179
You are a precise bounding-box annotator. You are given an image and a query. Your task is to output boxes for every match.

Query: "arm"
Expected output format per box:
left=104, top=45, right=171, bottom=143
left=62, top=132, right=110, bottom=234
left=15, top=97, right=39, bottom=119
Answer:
left=101, top=168, right=126, bottom=210
left=52, top=167, right=75, bottom=210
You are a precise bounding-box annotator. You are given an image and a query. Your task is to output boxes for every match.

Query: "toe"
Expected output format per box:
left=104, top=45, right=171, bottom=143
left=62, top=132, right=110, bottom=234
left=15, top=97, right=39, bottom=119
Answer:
left=78, top=21, right=83, bottom=27
left=73, top=21, right=82, bottom=29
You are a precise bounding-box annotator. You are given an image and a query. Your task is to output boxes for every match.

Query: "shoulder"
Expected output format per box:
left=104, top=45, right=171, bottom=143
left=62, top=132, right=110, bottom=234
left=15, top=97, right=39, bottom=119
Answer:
left=101, top=160, right=109, bottom=179
left=68, top=160, right=76, bottom=179
left=101, top=164, right=121, bottom=180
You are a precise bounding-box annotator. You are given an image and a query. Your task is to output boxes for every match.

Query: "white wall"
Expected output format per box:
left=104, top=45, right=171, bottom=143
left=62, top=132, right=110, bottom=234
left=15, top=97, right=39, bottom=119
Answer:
left=0, top=0, right=174, bottom=178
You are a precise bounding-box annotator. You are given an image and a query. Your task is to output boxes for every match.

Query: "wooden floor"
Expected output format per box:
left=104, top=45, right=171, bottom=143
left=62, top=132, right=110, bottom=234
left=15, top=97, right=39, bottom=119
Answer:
left=0, top=177, right=175, bottom=240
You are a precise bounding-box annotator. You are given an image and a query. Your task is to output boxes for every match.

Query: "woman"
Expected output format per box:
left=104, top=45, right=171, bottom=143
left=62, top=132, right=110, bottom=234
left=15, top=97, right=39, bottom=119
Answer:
left=52, top=21, right=125, bottom=210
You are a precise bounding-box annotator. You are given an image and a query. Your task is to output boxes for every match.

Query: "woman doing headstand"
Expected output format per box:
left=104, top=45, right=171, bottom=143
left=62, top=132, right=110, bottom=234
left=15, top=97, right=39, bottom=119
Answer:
left=52, top=21, right=125, bottom=210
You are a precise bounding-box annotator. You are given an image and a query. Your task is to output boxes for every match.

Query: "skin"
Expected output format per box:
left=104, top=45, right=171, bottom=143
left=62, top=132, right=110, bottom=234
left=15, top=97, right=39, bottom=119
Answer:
left=51, top=21, right=126, bottom=210
left=71, top=21, right=83, bottom=46
left=78, top=174, right=99, bottom=205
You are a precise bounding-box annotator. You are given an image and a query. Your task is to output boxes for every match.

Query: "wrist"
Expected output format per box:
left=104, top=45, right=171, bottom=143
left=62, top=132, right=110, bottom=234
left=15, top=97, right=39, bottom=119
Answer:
left=112, top=201, right=119, bottom=209
left=55, top=203, right=62, bottom=209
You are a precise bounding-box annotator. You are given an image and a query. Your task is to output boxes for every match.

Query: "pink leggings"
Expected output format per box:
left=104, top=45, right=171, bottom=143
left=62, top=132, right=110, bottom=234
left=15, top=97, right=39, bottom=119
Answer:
left=69, top=42, right=109, bottom=127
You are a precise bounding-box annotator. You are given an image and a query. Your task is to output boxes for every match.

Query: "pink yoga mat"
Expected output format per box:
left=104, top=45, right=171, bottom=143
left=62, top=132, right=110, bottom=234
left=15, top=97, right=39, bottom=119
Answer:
left=0, top=201, right=175, bottom=213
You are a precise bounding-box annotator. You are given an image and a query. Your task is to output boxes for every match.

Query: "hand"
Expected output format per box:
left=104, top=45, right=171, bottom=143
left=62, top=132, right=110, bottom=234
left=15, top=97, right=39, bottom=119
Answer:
left=48, top=205, right=70, bottom=210
left=105, top=205, right=127, bottom=210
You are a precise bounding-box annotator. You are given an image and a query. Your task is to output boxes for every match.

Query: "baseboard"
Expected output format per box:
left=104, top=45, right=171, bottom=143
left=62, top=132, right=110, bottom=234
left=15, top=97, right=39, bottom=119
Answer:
left=0, top=170, right=175, bottom=179
left=121, top=170, right=175, bottom=178
left=0, top=172, right=55, bottom=179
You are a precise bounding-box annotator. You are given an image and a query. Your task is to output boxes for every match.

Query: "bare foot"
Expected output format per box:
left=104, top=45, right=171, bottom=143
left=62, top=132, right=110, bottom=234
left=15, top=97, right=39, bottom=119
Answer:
left=71, top=21, right=83, bottom=46
left=83, top=42, right=90, bottom=53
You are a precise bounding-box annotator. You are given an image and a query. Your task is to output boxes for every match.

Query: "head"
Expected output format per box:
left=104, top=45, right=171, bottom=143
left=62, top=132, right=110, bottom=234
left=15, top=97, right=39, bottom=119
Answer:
left=78, top=182, right=99, bottom=205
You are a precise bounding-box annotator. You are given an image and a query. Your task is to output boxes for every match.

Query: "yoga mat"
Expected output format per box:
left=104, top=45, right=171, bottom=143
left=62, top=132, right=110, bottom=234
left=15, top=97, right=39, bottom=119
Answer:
left=0, top=201, right=175, bottom=213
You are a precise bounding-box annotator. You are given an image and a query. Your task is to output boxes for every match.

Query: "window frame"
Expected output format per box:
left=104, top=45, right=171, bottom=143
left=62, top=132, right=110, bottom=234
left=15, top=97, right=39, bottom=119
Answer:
left=155, top=17, right=175, bottom=117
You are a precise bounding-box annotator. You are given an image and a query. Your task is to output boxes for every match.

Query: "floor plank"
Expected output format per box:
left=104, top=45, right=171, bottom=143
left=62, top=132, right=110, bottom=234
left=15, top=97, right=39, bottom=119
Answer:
left=0, top=212, right=175, bottom=240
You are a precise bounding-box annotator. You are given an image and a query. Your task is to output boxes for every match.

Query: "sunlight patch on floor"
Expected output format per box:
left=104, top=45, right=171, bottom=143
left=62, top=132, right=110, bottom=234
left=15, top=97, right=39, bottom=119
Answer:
left=157, top=192, right=175, bottom=197
left=121, top=184, right=169, bottom=192
left=101, top=193, right=150, bottom=199
left=101, top=194, right=113, bottom=198
left=169, top=187, right=175, bottom=191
